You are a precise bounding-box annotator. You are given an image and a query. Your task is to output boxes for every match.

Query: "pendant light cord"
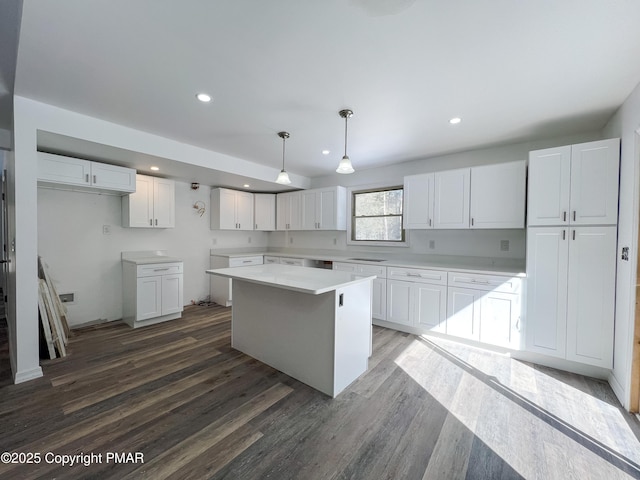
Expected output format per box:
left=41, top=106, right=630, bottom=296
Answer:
left=282, top=135, right=286, bottom=170
left=344, top=115, right=348, bottom=157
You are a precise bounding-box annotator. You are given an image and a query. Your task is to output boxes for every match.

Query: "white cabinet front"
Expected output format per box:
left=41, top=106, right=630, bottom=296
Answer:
left=254, top=194, right=276, bottom=231
left=387, top=279, right=445, bottom=331
left=277, top=191, right=301, bottom=230
left=403, top=173, right=435, bottom=229
left=211, top=188, right=254, bottom=230
left=123, top=175, right=175, bottom=228
left=300, top=187, right=346, bottom=230
left=161, top=274, right=184, bottom=316
left=434, top=168, right=470, bottom=229
left=136, top=276, right=162, bottom=321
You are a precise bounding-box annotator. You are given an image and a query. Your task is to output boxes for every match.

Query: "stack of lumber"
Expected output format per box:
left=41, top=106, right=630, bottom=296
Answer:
left=37, top=257, right=70, bottom=359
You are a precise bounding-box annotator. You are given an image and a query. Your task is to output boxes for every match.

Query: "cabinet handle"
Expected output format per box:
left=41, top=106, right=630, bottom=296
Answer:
left=93, top=175, right=97, bottom=184
left=238, top=223, right=241, bottom=229
left=154, top=268, right=170, bottom=272
left=572, top=229, right=576, bottom=240
left=149, top=219, right=153, bottom=226
left=155, top=219, right=158, bottom=226
left=516, top=317, right=521, bottom=331
left=573, top=211, right=576, bottom=221
left=471, top=218, right=474, bottom=226
left=562, top=230, right=566, bottom=240
left=255, top=223, right=258, bottom=229
left=242, top=260, right=252, bottom=264
left=85, top=174, right=89, bottom=183
left=563, top=211, right=567, bottom=222
left=429, top=218, right=432, bottom=226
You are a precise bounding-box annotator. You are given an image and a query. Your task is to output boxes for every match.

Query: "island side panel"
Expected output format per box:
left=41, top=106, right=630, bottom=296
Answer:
left=231, top=279, right=336, bottom=396
left=333, top=280, right=372, bottom=395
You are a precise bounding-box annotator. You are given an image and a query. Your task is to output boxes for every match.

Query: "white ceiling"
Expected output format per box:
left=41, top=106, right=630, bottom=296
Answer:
left=13, top=0, right=640, bottom=183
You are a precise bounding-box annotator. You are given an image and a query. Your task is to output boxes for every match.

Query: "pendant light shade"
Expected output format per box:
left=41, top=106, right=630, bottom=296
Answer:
left=336, top=109, right=355, bottom=174
left=276, top=131, right=292, bottom=185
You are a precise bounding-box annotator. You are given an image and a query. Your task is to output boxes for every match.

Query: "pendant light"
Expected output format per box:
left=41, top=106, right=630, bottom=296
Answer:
left=336, top=109, right=355, bottom=174
left=275, top=131, right=292, bottom=185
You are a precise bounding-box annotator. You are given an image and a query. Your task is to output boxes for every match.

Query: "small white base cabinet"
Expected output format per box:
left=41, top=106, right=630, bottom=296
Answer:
left=333, top=262, right=387, bottom=320
left=122, top=260, right=184, bottom=328
left=209, top=254, right=263, bottom=306
left=386, top=267, right=447, bottom=332
left=446, top=272, right=522, bottom=349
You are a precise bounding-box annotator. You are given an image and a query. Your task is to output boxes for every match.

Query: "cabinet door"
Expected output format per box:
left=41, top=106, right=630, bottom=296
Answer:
left=527, top=146, right=571, bottom=226
left=254, top=194, right=276, bottom=231
left=90, top=162, right=136, bottom=192
left=154, top=178, right=175, bottom=228
left=276, top=193, right=289, bottom=230
left=479, top=291, right=521, bottom=349
left=235, top=191, right=254, bottom=230
left=301, top=190, right=318, bottom=230
left=318, top=188, right=338, bottom=230
left=446, top=287, right=480, bottom=340
left=434, top=168, right=470, bottom=229
left=288, top=192, right=302, bottom=230
left=403, top=173, right=434, bottom=229
left=123, top=174, right=154, bottom=228
left=525, top=227, right=569, bottom=358
left=136, top=276, right=162, bottom=320
left=37, top=152, right=91, bottom=186
left=415, top=283, right=446, bottom=332
left=566, top=226, right=616, bottom=368
left=570, top=139, right=620, bottom=226
left=161, top=274, right=184, bottom=316
left=386, top=280, right=412, bottom=326
left=372, top=278, right=387, bottom=320
left=470, top=161, right=526, bottom=229
left=214, top=188, right=237, bottom=230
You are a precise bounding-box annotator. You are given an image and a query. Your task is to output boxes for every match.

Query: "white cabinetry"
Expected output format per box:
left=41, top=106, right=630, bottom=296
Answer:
left=122, top=261, right=184, bottom=328
left=264, top=256, right=281, bottom=264
left=333, top=262, right=387, bottom=320
left=434, top=168, right=470, bottom=229
left=301, top=187, right=347, bottom=230
left=526, top=226, right=616, bottom=367
left=254, top=194, right=276, bottom=231
left=38, top=151, right=136, bottom=194
left=209, top=255, right=264, bottom=306
left=386, top=267, right=447, bottom=331
left=210, top=188, right=254, bottom=231
left=446, top=272, right=522, bottom=349
left=277, top=191, right=301, bottom=231
left=122, top=175, right=175, bottom=228
left=470, top=161, right=526, bottom=229
left=403, top=173, right=435, bottom=229
left=528, top=138, right=620, bottom=227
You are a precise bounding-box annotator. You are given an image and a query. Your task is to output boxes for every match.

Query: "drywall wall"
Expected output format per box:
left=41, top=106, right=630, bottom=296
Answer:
left=602, top=80, right=640, bottom=409
left=37, top=182, right=267, bottom=326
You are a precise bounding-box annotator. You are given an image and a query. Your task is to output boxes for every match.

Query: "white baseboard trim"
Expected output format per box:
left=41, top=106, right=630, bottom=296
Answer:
left=13, top=366, right=43, bottom=384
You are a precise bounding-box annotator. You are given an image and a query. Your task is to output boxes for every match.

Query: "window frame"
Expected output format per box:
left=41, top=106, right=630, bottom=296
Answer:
left=346, top=183, right=409, bottom=247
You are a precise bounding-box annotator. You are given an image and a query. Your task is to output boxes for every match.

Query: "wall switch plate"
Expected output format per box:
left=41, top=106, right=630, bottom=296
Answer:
left=429, top=240, right=435, bottom=249
left=500, top=240, right=510, bottom=252
left=102, top=225, right=111, bottom=235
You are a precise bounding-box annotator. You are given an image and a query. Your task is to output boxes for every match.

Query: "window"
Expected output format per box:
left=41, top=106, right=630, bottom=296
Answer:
left=351, top=186, right=404, bottom=243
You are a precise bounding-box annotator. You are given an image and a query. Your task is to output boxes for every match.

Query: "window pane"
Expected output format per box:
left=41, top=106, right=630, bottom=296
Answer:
left=355, top=189, right=403, bottom=217
left=354, top=216, right=403, bottom=241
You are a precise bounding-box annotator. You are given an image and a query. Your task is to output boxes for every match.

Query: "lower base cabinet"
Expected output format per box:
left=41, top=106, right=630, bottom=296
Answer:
left=333, top=262, right=387, bottom=320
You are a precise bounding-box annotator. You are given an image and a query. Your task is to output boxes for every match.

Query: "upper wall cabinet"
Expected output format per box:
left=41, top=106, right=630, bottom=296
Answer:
left=300, top=186, right=347, bottom=230
left=528, top=138, right=620, bottom=227
left=433, top=168, right=470, bottom=229
left=276, top=191, right=301, bottom=231
left=470, top=160, right=526, bottom=229
left=211, top=188, right=254, bottom=231
left=403, top=173, right=434, bottom=229
left=122, top=174, right=175, bottom=228
left=254, top=193, right=276, bottom=231
left=38, top=151, right=136, bottom=195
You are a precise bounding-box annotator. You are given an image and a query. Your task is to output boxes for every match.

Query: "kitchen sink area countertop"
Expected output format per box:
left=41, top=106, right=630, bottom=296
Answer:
left=122, top=250, right=183, bottom=265
left=209, top=248, right=526, bottom=276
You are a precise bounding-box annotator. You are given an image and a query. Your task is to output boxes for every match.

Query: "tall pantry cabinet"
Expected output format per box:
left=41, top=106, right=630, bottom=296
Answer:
left=525, top=138, right=619, bottom=368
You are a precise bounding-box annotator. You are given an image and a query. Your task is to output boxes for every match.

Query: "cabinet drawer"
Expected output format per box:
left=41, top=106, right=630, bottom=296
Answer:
left=137, top=263, right=183, bottom=277
left=264, top=256, right=281, bottom=264
left=229, top=256, right=264, bottom=267
left=387, top=267, right=446, bottom=285
left=279, top=257, right=309, bottom=266
left=356, top=264, right=387, bottom=278
left=447, top=271, right=520, bottom=294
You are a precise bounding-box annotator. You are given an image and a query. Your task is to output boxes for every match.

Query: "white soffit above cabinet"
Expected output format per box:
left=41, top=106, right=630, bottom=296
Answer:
left=13, top=1, right=640, bottom=179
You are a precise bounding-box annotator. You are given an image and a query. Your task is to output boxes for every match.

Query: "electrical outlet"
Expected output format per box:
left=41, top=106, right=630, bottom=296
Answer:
left=102, top=225, right=111, bottom=235
left=500, top=240, right=510, bottom=252
left=289, top=236, right=293, bottom=244
left=248, top=236, right=252, bottom=244
left=429, top=240, right=435, bottom=249
left=59, top=293, right=74, bottom=303
left=333, top=237, right=337, bottom=245
left=212, top=238, right=217, bottom=245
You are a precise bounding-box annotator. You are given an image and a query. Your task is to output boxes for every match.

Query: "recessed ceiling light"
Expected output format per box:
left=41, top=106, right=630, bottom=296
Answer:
left=150, top=166, right=160, bottom=171
left=322, top=150, right=330, bottom=155
left=449, top=117, right=462, bottom=125
left=243, top=184, right=250, bottom=188
left=196, top=93, right=212, bottom=103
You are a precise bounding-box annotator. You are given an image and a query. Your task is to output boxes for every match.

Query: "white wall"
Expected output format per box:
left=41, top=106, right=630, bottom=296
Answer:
left=37, top=182, right=267, bottom=326
left=601, top=81, right=640, bottom=409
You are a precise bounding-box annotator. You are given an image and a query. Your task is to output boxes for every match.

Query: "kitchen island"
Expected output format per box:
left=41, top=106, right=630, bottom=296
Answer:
left=206, top=264, right=374, bottom=397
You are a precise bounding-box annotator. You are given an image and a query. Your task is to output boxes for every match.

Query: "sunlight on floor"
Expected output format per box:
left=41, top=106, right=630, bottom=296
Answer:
left=394, top=337, right=640, bottom=479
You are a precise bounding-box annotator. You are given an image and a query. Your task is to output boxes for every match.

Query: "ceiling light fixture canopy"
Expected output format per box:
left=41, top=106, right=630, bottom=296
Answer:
left=336, top=109, right=355, bottom=174
left=276, top=131, right=292, bottom=185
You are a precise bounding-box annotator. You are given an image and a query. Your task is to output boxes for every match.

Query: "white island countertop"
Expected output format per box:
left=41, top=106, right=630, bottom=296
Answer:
left=206, top=263, right=376, bottom=295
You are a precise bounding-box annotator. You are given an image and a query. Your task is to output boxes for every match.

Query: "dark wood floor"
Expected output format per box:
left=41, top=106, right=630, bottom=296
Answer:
left=1, top=305, right=639, bottom=479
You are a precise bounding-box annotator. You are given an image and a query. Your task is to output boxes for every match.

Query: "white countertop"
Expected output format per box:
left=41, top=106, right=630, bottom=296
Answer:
left=121, top=250, right=183, bottom=265
left=206, top=264, right=376, bottom=295
left=209, top=248, right=526, bottom=276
